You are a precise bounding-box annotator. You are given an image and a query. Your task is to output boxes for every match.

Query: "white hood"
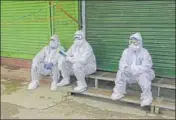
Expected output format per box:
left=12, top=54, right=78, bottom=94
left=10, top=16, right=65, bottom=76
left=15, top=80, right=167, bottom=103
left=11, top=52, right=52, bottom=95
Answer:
left=49, top=34, right=60, bottom=49
left=74, top=30, right=86, bottom=41
left=74, top=30, right=86, bottom=46
left=129, top=32, right=143, bottom=48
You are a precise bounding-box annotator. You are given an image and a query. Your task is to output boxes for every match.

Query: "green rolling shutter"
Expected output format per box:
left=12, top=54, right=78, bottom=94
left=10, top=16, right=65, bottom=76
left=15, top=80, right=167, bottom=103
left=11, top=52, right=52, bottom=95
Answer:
left=52, top=1, right=78, bottom=49
left=85, top=0, right=175, bottom=78
left=1, top=1, right=51, bottom=59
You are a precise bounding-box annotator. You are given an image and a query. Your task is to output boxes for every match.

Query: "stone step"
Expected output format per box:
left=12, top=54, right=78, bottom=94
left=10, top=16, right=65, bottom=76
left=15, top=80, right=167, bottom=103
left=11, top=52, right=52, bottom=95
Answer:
left=70, top=88, right=142, bottom=104
left=69, top=87, right=175, bottom=114
left=69, top=87, right=155, bottom=113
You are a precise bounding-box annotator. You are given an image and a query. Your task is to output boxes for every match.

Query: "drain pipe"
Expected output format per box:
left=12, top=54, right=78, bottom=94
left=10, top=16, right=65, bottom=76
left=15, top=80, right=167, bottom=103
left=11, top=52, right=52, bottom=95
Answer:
left=81, top=0, right=86, bottom=38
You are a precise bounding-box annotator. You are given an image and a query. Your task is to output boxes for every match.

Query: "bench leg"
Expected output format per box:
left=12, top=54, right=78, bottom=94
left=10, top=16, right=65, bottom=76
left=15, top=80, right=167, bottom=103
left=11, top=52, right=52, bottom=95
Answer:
left=155, top=106, right=160, bottom=114
left=95, top=79, right=99, bottom=88
left=67, top=91, right=72, bottom=96
left=157, top=87, right=160, bottom=97
left=150, top=106, right=155, bottom=113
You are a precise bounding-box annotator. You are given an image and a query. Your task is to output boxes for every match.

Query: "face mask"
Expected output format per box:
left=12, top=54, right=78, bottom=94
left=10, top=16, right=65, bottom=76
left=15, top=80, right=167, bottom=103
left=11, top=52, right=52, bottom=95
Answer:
left=49, top=39, right=58, bottom=49
left=74, top=40, right=83, bottom=46
left=129, top=43, right=140, bottom=52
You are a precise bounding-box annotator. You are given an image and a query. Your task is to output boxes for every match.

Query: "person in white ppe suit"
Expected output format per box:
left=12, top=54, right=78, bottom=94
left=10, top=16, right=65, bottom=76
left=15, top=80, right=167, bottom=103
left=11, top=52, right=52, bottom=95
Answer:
left=28, top=34, right=65, bottom=91
left=111, top=32, right=155, bottom=107
left=57, top=30, right=97, bottom=93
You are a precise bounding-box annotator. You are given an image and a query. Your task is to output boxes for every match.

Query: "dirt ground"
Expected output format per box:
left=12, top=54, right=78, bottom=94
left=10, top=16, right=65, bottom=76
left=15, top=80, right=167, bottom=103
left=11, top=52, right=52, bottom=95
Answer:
left=1, top=65, right=175, bottom=119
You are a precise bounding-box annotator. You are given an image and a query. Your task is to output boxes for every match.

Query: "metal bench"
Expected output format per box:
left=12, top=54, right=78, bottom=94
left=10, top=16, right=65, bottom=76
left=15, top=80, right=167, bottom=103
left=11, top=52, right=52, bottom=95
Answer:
left=86, top=71, right=175, bottom=90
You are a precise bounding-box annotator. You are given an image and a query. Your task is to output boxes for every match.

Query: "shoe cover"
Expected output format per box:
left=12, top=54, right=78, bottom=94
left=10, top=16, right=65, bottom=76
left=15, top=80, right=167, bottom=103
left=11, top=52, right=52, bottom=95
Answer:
left=111, top=92, right=124, bottom=100
left=28, top=81, right=39, bottom=90
left=141, top=98, right=152, bottom=107
left=50, top=81, right=58, bottom=91
left=57, top=79, right=70, bottom=87
left=73, top=85, right=87, bottom=93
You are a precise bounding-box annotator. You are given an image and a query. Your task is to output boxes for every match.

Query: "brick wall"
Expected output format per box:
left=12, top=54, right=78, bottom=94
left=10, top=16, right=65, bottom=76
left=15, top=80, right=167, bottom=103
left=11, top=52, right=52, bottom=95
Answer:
left=1, top=57, right=32, bottom=68
left=1, top=57, right=51, bottom=83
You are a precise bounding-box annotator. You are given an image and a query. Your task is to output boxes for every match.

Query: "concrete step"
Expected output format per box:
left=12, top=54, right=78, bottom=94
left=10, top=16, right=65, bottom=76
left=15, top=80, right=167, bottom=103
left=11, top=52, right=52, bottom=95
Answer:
left=69, top=88, right=142, bottom=105
left=69, top=87, right=175, bottom=114
left=69, top=87, right=155, bottom=113
left=154, top=97, right=175, bottom=113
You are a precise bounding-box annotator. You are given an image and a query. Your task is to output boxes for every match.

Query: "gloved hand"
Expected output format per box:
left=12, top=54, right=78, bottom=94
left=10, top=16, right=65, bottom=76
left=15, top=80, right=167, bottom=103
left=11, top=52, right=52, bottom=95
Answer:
left=44, top=62, right=53, bottom=69
left=66, top=56, right=77, bottom=64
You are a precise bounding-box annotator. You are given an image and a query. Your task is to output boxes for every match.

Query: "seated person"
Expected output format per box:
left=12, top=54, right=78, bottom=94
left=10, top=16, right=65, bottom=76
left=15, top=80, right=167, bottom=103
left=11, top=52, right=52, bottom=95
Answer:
left=28, top=34, right=64, bottom=91
left=57, top=30, right=97, bottom=93
left=111, top=32, right=155, bottom=107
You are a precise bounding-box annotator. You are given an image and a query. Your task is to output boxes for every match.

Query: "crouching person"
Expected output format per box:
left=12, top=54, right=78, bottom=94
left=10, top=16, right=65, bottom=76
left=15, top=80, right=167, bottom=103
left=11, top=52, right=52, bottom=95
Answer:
left=111, top=32, right=155, bottom=107
left=28, top=34, right=64, bottom=91
left=57, top=30, right=97, bottom=93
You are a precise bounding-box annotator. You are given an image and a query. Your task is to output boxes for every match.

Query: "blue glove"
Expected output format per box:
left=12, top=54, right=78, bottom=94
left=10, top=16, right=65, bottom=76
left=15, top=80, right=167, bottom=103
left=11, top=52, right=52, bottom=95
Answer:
left=44, top=62, right=53, bottom=69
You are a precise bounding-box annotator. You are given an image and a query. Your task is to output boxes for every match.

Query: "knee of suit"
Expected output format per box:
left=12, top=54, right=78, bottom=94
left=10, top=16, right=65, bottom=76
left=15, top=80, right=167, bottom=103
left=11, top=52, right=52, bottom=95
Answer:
left=51, top=64, right=58, bottom=71
left=62, top=61, right=70, bottom=69
left=116, top=70, right=127, bottom=81
left=139, top=73, right=151, bottom=82
left=52, top=66, right=60, bottom=75
left=62, top=60, right=67, bottom=65
left=72, top=63, right=83, bottom=70
left=138, top=73, right=151, bottom=89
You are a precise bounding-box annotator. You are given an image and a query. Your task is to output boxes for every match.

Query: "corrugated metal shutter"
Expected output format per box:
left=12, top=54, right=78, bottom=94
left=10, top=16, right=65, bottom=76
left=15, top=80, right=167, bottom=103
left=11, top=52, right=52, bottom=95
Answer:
left=52, top=1, right=78, bottom=49
left=85, top=1, right=175, bottom=78
left=1, top=1, right=51, bottom=59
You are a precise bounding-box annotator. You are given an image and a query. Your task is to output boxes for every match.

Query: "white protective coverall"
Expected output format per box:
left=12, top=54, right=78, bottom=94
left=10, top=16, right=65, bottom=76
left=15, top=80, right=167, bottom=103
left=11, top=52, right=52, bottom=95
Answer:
left=111, top=32, right=155, bottom=107
left=28, top=34, right=65, bottom=91
left=57, top=30, right=97, bottom=93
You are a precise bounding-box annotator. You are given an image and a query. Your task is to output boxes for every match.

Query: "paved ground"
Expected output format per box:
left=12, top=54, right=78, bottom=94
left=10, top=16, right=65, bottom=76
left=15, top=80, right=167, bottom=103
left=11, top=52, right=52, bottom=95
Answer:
left=1, top=65, right=175, bottom=119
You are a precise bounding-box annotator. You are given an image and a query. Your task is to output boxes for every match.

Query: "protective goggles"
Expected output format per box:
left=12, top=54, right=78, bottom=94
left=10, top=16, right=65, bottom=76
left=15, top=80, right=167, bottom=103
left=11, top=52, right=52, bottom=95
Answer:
left=50, top=38, right=56, bottom=41
left=129, top=40, right=140, bottom=46
left=74, top=35, right=83, bottom=40
left=129, top=37, right=140, bottom=46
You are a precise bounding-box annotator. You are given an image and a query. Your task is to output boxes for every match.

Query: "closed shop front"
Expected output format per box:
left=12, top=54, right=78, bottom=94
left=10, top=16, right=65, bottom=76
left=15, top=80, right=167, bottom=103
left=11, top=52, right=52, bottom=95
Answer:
left=1, top=1, right=79, bottom=59
left=85, top=0, right=175, bottom=78
left=1, top=1, right=51, bottom=59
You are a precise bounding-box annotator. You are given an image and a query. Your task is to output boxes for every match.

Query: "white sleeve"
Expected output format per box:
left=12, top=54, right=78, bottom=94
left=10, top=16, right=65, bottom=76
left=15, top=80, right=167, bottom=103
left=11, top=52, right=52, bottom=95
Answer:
left=66, top=45, right=73, bottom=57
left=74, top=46, right=92, bottom=65
left=137, top=49, right=153, bottom=73
left=119, top=49, right=128, bottom=71
left=58, top=46, right=66, bottom=70
left=32, top=46, right=46, bottom=65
